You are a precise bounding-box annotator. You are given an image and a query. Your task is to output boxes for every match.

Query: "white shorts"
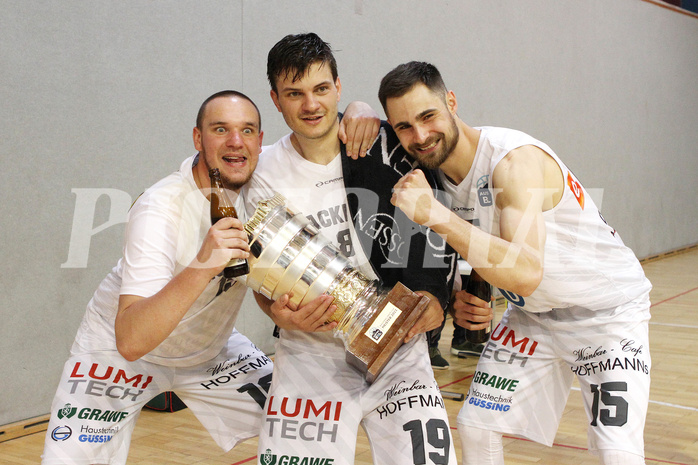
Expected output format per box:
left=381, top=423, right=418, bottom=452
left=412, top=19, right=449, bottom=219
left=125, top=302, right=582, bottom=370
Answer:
left=42, top=329, right=273, bottom=465
left=457, top=294, right=651, bottom=456
left=258, top=334, right=457, bottom=465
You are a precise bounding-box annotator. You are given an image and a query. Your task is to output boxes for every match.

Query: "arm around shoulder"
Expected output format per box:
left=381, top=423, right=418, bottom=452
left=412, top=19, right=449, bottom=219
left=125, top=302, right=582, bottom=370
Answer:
left=338, top=102, right=380, bottom=159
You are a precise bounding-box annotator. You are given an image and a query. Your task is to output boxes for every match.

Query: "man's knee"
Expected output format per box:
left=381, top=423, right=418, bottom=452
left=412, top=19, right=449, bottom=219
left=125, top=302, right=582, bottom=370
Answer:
left=457, top=423, right=504, bottom=465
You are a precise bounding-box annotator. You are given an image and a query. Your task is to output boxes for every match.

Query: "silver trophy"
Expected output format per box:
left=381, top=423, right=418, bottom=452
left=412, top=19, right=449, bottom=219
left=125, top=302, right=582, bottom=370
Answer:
left=244, top=193, right=430, bottom=383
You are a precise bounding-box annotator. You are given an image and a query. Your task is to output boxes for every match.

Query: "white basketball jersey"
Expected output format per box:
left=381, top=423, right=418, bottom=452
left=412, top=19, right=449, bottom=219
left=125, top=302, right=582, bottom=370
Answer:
left=74, top=155, right=248, bottom=366
left=245, top=135, right=378, bottom=353
left=440, top=127, right=651, bottom=313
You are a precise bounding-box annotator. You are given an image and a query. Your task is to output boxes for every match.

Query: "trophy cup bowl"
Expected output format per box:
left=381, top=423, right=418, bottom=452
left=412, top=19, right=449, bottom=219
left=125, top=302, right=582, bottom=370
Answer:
left=244, top=193, right=430, bottom=383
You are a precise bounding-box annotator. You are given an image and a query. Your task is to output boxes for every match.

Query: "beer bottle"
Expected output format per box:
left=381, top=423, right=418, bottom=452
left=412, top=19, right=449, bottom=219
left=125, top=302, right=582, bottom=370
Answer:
left=464, top=270, right=491, bottom=343
left=208, top=168, right=249, bottom=278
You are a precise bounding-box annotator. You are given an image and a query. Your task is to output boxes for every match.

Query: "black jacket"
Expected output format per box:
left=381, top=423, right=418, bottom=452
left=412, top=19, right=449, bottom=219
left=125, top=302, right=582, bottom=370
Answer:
left=340, top=119, right=457, bottom=309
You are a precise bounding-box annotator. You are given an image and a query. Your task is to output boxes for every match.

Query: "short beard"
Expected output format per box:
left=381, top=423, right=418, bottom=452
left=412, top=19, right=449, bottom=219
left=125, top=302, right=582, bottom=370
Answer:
left=223, top=173, right=251, bottom=191
left=409, top=116, right=459, bottom=170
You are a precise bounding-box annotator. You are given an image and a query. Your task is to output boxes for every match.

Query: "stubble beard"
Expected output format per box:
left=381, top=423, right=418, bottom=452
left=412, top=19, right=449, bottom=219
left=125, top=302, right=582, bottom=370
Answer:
left=296, top=111, right=338, bottom=142
left=409, top=117, right=459, bottom=170
left=224, top=173, right=251, bottom=191
left=202, top=149, right=251, bottom=191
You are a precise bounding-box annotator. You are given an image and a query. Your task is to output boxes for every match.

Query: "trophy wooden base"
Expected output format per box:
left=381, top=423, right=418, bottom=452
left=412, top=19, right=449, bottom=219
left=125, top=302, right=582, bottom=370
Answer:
left=344, top=282, right=431, bottom=383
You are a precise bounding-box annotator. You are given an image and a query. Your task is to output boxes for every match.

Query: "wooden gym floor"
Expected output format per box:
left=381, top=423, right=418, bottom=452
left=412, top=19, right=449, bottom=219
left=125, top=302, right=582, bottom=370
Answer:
left=2, top=247, right=697, bottom=464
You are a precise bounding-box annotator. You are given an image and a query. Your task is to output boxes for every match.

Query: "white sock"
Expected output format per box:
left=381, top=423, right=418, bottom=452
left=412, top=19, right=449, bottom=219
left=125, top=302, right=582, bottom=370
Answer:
left=458, top=423, right=504, bottom=465
left=598, top=449, right=645, bottom=465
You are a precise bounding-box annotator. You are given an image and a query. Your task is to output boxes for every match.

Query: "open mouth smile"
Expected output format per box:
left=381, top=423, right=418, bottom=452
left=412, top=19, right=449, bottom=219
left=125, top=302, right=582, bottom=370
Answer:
left=414, top=137, right=440, bottom=154
left=223, top=155, right=247, bottom=165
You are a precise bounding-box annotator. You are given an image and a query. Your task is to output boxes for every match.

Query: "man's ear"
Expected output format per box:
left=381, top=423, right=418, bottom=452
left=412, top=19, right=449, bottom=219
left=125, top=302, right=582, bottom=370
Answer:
left=447, top=90, right=458, bottom=115
left=270, top=89, right=282, bottom=112
left=193, top=127, right=202, bottom=151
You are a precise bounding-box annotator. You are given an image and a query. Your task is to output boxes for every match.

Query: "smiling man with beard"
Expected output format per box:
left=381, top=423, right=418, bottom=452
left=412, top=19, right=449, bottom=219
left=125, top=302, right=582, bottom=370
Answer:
left=381, top=61, right=652, bottom=465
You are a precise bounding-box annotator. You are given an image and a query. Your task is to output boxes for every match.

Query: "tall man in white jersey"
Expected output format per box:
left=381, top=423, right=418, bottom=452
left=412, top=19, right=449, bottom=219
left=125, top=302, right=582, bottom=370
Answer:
left=379, top=62, right=652, bottom=465
left=245, top=34, right=458, bottom=465
left=41, top=91, right=275, bottom=465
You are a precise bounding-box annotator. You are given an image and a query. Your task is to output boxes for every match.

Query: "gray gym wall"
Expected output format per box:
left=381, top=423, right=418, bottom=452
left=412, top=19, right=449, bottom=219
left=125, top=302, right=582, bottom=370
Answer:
left=1, top=0, right=696, bottom=426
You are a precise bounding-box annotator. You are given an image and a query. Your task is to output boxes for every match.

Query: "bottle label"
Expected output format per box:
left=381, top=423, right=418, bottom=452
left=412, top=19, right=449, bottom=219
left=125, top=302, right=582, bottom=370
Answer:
left=227, top=258, right=247, bottom=267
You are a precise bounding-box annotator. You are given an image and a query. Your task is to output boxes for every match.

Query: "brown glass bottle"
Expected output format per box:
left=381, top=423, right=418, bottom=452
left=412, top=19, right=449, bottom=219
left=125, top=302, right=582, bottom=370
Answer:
left=464, top=270, right=491, bottom=343
left=209, top=168, right=249, bottom=278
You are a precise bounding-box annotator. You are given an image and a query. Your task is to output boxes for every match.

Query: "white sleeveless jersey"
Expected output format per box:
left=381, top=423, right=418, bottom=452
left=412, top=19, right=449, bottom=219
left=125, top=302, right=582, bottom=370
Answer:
left=440, top=127, right=651, bottom=313
left=245, top=134, right=377, bottom=354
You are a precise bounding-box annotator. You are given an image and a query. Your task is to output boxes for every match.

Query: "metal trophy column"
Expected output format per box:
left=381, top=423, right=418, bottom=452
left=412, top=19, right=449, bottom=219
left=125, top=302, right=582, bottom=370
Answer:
left=244, top=193, right=430, bottom=382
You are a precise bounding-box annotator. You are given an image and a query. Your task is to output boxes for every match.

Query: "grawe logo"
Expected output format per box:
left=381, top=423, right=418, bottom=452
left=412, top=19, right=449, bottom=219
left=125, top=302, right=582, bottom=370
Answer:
left=57, top=403, right=77, bottom=420
left=260, top=448, right=335, bottom=465
left=55, top=402, right=129, bottom=423
left=261, top=449, right=276, bottom=465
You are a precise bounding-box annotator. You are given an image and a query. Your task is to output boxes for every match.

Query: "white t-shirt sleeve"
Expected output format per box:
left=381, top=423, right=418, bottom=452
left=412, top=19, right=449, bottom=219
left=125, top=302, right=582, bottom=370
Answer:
left=119, top=196, right=180, bottom=298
